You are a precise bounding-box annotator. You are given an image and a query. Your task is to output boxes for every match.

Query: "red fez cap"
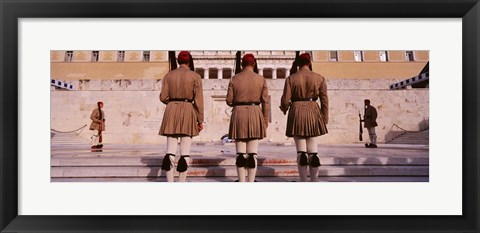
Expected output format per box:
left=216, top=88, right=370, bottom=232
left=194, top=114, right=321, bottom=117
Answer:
left=242, top=53, right=256, bottom=64
left=299, top=53, right=311, bottom=60
left=177, top=51, right=191, bottom=63
left=97, top=101, right=103, bottom=106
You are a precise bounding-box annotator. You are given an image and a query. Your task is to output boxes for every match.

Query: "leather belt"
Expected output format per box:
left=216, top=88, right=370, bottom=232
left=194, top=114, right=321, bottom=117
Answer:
left=233, top=102, right=260, bottom=106
left=170, top=98, right=193, bottom=103
left=291, top=98, right=318, bottom=102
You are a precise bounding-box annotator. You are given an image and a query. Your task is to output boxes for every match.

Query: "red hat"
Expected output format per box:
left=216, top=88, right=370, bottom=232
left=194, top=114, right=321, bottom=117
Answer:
left=177, top=51, right=191, bottom=64
left=97, top=101, right=103, bottom=106
left=242, top=53, right=256, bottom=65
left=299, top=53, right=311, bottom=61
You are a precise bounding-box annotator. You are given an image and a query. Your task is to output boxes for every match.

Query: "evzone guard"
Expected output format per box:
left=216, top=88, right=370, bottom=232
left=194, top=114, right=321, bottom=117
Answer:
left=89, top=101, right=105, bottom=149
left=159, top=51, right=204, bottom=182
left=280, top=53, right=329, bottom=182
left=362, top=99, right=378, bottom=148
left=226, top=53, right=270, bottom=182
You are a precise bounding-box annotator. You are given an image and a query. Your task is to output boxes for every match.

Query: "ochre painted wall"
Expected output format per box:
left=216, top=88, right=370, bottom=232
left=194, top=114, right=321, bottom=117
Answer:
left=313, top=51, right=429, bottom=62
left=51, top=62, right=169, bottom=80
left=51, top=50, right=428, bottom=80
left=312, top=62, right=428, bottom=79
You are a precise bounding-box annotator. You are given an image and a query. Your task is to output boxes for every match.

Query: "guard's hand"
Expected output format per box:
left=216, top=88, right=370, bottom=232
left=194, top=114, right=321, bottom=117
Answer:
left=279, top=106, right=287, bottom=115
left=197, top=123, right=204, bottom=132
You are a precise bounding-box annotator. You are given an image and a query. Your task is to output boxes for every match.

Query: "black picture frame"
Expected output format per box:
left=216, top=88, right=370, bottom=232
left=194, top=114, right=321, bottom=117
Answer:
left=1, top=0, right=478, bottom=232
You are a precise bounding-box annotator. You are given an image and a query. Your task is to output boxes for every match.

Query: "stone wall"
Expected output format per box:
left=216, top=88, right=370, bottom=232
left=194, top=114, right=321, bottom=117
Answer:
left=51, top=79, right=428, bottom=144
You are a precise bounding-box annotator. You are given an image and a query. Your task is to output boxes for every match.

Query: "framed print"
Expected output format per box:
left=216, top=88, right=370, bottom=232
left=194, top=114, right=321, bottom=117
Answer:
left=48, top=49, right=431, bottom=184
left=1, top=0, right=479, bottom=232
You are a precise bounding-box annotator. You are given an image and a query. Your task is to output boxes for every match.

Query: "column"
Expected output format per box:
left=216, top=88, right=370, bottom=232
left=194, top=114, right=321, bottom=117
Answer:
left=258, top=68, right=264, bottom=76
left=272, top=68, right=277, bottom=80
left=217, top=68, right=223, bottom=79
left=285, top=69, right=290, bottom=78
left=204, top=68, right=209, bottom=79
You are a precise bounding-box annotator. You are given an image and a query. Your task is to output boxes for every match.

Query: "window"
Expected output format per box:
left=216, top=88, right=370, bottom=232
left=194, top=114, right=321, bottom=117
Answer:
left=354, top=51, right=364, bottom=62
left=379, top=51, right=389, bottom=62
left=143, top=51, right=150, bottom=62
left=223, top=68, right=233, bottom=79
left=208, top=68, right=218, bottom=79
left=277, top=68, right=286, bottom=79
left=195, top=68, right=205, bottom=79
left=329, top=51, right=338, bottom=61
left=65, top=51, right=73, bottom=62
left=405, top=51, right=415, bottom=61
left=263, top=68, right=273, bottom=79
left=91, top=51, right=99, bottom=62
left=117, top=51, right=125, bottom=62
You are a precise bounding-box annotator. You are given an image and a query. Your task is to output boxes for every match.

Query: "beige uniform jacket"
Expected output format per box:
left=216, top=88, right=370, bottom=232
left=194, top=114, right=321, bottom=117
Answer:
left=159, top=66, right=204, bottom=137
left=89, top=108, right=105, bottom=131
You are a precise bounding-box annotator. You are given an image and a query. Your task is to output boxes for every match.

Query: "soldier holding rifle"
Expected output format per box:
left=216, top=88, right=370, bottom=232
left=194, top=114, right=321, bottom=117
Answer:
left=361, top=99, right=378, bottom=148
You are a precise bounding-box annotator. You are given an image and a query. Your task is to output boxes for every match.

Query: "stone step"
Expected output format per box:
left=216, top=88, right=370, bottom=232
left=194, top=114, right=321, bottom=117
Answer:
left=51, top=165, right=429, bottom=178
left=391, top=139, right=429, bottom=142
left=51, top=156, right=429, bottom=167
left=50, top=142, right=89, bottom=145
left=393, top=134, right=429, bottom=138
left=389, top=137, right=429, bottom=140
left=389, top=138, right=429, bottom=141
left=51, top=176, right=430, bottom=182
left=51, top=139, right=89, bottom=143
left=387, top=130, right=429, bottom=145
left=389, top=141, right=429, bottom=145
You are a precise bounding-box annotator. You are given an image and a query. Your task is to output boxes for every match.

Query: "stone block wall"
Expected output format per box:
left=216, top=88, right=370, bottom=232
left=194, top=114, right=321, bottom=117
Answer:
left=51, top=79, right=428, bottom=144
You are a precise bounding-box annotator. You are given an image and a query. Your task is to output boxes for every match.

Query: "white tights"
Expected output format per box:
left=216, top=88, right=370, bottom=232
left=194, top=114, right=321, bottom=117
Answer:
left=164, top=136, right=192, bottom=182
left=294, top=136, right=320, bottom=182
left=235, top=139, right=259, bottom=182
left=91, top=130, right=100, bottom=146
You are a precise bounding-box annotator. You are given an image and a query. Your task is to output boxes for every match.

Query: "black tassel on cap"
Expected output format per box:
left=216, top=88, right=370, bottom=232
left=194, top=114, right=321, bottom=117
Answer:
left=306, top=52, right=313, bottom=71
left=253, top=59, right=259, bottom=74
left=234, top=51, right=242, bottom=74
left=168, top=51, right=177, bottom=71
left=235, top=153, right=246, bottom=167
left=188, top=54, right=195, bottom=71
left=161, top=153, right=175, bottom=171
left=298, top=151, right=309, bottom=166
left=247, top=153, right=257, bottom=168
left=309, top=153, right=321, bottom=167
left=176, top=155, right=190, bottom=172
left=289, top=51, right=300, bottom=75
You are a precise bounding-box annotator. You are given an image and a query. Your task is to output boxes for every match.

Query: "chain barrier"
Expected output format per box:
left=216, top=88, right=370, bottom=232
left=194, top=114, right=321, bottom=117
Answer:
left=392, top=124, right=428, bottom=133
left=51, top=124, right=87, bottom=134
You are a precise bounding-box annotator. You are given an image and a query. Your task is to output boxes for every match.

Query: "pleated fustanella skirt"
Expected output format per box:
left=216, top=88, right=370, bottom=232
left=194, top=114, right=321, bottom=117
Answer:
left=285, top=101, right=328, bottom=137
left=159, top=101, right=200, bottom=137
left=228, top=105, right=267, bottom=140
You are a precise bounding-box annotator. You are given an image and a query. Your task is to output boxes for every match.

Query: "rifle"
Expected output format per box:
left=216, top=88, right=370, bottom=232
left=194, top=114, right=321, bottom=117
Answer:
left=99, top=119, right=105, bottom=143
left=358, top=111, right=363, bottom=141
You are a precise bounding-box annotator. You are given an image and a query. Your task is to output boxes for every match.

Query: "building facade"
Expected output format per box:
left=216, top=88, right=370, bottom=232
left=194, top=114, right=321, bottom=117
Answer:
left=51, top=50, right=429, bottom=144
